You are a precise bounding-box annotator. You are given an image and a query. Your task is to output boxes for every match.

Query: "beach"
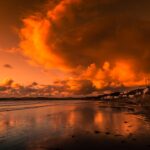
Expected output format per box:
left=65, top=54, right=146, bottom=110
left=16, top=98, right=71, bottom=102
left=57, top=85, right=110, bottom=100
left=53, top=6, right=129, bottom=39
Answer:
left=0, top=100, right=150, bottom=150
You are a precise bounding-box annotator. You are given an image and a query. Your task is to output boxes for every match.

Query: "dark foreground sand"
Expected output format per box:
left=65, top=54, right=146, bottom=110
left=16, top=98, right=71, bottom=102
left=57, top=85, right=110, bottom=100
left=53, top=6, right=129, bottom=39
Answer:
left=0, top=100, right=150, bottom=150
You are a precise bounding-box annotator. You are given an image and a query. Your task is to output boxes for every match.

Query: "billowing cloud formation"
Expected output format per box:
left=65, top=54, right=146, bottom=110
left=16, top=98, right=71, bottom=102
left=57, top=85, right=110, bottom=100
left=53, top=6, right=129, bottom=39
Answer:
left=79, top=62, right=146, bottom=88
left=0, top=77, right=144, bottom=97
left=0, top=0, right=47, bottom=49
left=0, top=79, right=97, bottom=97
left=19, top=0, right=150, bottom=91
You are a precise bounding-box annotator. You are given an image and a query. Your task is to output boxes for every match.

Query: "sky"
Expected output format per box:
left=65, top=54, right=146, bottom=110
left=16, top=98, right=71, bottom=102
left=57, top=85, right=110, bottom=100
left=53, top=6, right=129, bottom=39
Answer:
left=0, top=0, right=150, bottom=97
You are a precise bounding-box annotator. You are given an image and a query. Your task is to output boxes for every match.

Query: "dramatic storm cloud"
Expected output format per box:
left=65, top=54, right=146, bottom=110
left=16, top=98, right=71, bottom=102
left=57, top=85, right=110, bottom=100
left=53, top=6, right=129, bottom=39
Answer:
left=0, top=0, right=47, bottom=49
left=19, top=0, right=150, bottom=91
left=0, top=0, right=149, bottom=96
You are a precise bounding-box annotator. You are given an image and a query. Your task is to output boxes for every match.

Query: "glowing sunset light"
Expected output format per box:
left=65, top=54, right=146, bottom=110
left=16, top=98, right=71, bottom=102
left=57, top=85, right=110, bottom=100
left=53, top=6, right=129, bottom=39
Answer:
left=1, top=1, right=150, bottom=150
left=0, top=0, right=150, bottom=97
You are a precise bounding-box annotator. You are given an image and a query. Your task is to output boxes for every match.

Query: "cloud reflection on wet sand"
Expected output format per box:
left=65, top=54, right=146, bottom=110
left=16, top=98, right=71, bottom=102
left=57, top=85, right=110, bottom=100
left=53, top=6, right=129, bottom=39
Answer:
left=0, top=100, right=150, bottom=150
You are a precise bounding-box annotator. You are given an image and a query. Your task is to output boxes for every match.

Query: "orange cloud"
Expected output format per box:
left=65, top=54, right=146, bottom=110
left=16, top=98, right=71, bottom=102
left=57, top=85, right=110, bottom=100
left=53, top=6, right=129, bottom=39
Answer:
left=20, top=16, right=66, bottom=70
left=80, top=61, right=147, bottom=89
left=19, top=0, right=150, bottom=92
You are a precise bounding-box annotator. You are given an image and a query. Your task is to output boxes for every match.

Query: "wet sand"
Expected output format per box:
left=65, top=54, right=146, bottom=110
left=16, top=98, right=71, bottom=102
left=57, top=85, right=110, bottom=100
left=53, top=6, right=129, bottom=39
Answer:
left=0, top=100, right=150, bottom=150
